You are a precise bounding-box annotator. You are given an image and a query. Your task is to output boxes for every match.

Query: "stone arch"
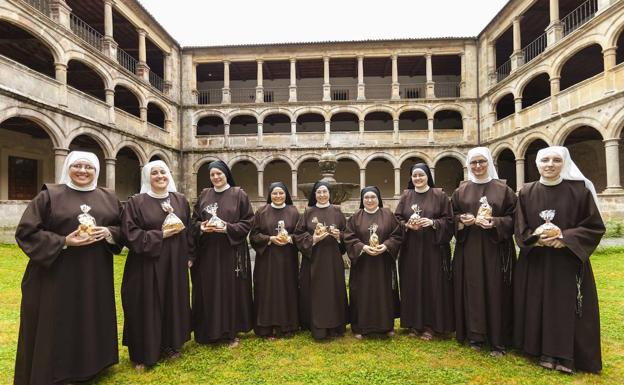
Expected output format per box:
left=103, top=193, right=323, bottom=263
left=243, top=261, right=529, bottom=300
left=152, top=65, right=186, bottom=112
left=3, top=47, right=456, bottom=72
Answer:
left=147, top=149, right=172, bottom=166
left=114, top=145, right=142, bottom=199
left=293, top=106, right=329, bottom=121
left=488, top=87, right=516, bottom=112
left=606, top=19, right=624, bottom=48
left=396, top=105, right=432, bottom=119
left=397, top=151, right=433, bottom=168
left=65, top=51, right=114, bottom=90
left=433, top=155, right=464, bottom=194
left=433, top=109, right=463, bottom=129
left=562, top=125, right=606, bottom=191
left=491, top=141, right=518, bottom=160
left=552, top=37, right=604, bottom=78
left=431, top=103, right=467, bottom=116
left=194, top=109, right=227, bottom=125
left=365, top=155, right=396, bottom=197
left=145, top=97, right=171, bottom=120
left=607, top=105, right=624, bottom=139
left=518, top=134, right=552, bottom=158
left=259, top=154, right=295, bottom=171
left=113, top=78, right=147, bottom=107
left=329, top=106, right=364, bottom=120
left=495, top=147, right=517, bottom=190
left=226, top=109, right=260, bottom=124
left=114, top=140, right=148, bottom=165
left=294, top=153, right=322, bottom=169
left=553, top=116, right=605, bottom=145
left=432, top=150, right=466, bottom=166
left=0, top=13, right=64, bottom=64
left=335, top=153, right=364, bottom=168
left=0, top=106, right=63, bottom=148
left=259, top=108, right=294, bottom=122
left=228, top=154, right=261, bottom=169
left=516, top=70, right=550, bottom=97
left=65, top=127, right=114, bottom=158
left=363, top=152, right=399, bottom=169
left=495, top=93, right=515, bottom=121
left=362, top=105, right=398, bottom=120
left=193, top=156, right=222, bottom=173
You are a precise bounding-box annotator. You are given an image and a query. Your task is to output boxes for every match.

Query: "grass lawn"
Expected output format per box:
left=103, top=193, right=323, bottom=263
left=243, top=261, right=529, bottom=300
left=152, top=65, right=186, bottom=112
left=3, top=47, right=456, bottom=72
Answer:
left=1, top=244, right=623, bottom=385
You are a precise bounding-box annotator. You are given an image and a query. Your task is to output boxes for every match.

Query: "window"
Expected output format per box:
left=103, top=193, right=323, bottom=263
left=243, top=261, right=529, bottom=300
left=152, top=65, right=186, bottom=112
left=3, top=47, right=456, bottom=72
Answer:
left=9, top=156, right=38, bottom=200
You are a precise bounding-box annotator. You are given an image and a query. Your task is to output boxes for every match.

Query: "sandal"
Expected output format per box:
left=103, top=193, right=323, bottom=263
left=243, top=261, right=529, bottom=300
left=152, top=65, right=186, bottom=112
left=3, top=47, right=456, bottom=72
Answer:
left=228, top=337, right=240, bottom=348
left=555, top=364, right=574, bottom=375
left=353, top=333, right=363, bottom=340
left=469, top=340, right=483, bottom=351
left=420, top=331, right=433, bottom=341
left=538, top=356, right=556, bottom=370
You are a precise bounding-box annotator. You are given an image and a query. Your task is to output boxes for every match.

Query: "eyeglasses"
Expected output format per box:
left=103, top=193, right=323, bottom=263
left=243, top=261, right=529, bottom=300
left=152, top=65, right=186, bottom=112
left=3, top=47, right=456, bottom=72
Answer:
left=469, top=160, right=488, bottom=166
left=70, top=164, right=95, bottom=171
left=363, top=196, right=378, bottom=201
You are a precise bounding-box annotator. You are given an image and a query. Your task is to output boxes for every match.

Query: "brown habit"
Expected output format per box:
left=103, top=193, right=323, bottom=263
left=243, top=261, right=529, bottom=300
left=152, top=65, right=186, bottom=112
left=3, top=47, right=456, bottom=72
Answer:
left=121, top=192, right=192, bottom=366
left=14, top=184, right=122, bottom=385
left=294, top=205, right=348, bottom=339
left=344, top=207, right=402, bottom=334
left=451, top=179, right=517, bottom=348
left=394, top=188, right=455, bottom=333
left=249, top=204, right=301, bottom=336
left=191, top=187, right=254, bottom=342
left=514, top=180, right=604, bottom=373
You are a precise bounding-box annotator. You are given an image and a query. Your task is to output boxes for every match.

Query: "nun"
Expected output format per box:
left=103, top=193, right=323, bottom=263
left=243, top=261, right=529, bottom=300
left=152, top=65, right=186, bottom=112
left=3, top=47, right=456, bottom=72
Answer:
left=250, top=182, right=301, bottom=339
left=14, top=151, right=122, bottom=385
left=294, top=181, right=348, bottom=340
left=344, top=186, right=402, bottom=339
left=191, top=160, right=254, bottom=347
left=394, top=163, right=454, bottom=340
left=121, top=160, right=192, bottom=370
left=513, top=146, right=605, bottom=374
left=451, top=147, right=517, bottom=356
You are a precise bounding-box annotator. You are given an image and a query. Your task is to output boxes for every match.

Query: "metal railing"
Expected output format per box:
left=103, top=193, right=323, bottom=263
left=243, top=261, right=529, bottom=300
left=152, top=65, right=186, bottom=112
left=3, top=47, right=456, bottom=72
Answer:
left=562, top=0, right=598, bottom=37
left=23, top=0, right=50, bottom=15
left=149, top=71, right=164, bottom=92
left=231, top=88, right=257, bottom=103
left=297, top=86, right=323, bottom=101
left=496, top=59, right=512, bottom=82
left=116, top=48, right=137, bottom=75
left=401, top=83, right=426, bottom=99
left=331, top=86, right=357, bottom=101
left=262, top=87, right=289, bottom=103
left=70, top=13, right=102, bottom=51
left=435, top=82, right=460, bottom=98
left=522, top=32, right=547, bottom=64
left=197, top=89, right=222, bottom=105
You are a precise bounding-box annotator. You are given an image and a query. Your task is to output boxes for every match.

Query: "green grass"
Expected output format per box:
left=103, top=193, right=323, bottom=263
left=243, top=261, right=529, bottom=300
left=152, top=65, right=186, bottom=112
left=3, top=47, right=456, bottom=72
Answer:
left=1, top=244, right=623, bottom=384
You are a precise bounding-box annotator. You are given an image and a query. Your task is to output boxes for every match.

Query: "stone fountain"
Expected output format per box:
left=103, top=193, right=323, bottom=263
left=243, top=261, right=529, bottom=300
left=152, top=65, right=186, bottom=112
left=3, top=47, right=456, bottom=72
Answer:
left=298, top=152, right=360, bottom=204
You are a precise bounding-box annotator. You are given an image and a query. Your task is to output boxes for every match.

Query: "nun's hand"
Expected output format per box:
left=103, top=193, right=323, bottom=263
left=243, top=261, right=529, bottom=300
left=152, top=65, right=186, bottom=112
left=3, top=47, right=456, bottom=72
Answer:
left=65, top=229, right=98, bottom=247
left=405, top=221, right=421, bottom=231
left=270, top=235, right=289, bottom=246
left=90, top=226, right=111, bottom=242
left=362, top=245, right=381, bottom=255
left=475, top=217, right=494, bottom=229
left=163, top=227, right=182, bottom=238
left=460, top=213, right=475, bottom=226
left=415, top=218, right=434, bottom=228
left=540, top=234, right=565, bottom=248
left=329, top=228, right=340, bottom=241
left=312, top=231, right=329, bottom=245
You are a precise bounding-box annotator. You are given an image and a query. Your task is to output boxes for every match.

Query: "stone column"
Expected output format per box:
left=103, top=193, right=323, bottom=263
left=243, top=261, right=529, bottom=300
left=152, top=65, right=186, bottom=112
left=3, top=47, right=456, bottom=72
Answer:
left=487, top=42, right=497, bottom=85
left=223, top=123, right=230, bottom=148
left=358, top=119, right=365, bottom=144
left=140, top=106, right=148, bottom=122
left=222, top=60, right=231, bottom=104
left=163, top=53, right=173, bottom=95
left=604, top=138, right=623, bottom=193
left=53, top=148, right=69, bottom=183
left=393, top=118, right=399, bottom=144
left=391, top=54, right=400, bottom=100
left=255, top=59, right=264, bottom=103
left=597, top=0, right=614, bottom=14
left=105, top=158, right=116, bottom=189
left=357, top=55, right=365, bottom=101
left=289, top=58, right=297, bottom=102
left=290, top=121, right=297, bottom=146
left=427, top=117, right=434, bottom=143
left=257, top=122, right=263, bottom=147
left=324, top=120, right=331, bottom=145
left=511, top=16, right=525, bottom=71
left=102, top=0, right=117, bottom=59
left=546, top=0, right=562, bottom=47
left=430, top=167, right=435, bottom=181
left=291, top=170, right=298, bottom=198
left=515, top=158, right=525, bottom=191
left=603, top=47, right=617, bottom=93
left=55, top=63, right=68, bottom=107
left=105, top=88, right=115, bottom=125
left=323, top=56, right=331, bottom=101
left=50, top=0, right=71, bottom=30
left=394, top=168, right=401, bottom=197
left=514, top=97, right=523, bottom=129
left=257, top=170, right=264, bottom=198
left=191, top=62, right=198, bottom=102
left=425, top=53, right=435, bottom=98
left=359, top=168, right=366, bottom=190
left=550, top=76, right=560, bottom=114
left=459, top=52, right=466, bottom=97
left=136, top=29, right=150, bottom=82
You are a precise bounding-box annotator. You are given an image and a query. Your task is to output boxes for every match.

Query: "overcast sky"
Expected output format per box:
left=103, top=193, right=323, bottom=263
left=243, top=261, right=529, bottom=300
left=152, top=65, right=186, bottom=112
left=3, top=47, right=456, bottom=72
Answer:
left=138, top=0, right=509, bottom=46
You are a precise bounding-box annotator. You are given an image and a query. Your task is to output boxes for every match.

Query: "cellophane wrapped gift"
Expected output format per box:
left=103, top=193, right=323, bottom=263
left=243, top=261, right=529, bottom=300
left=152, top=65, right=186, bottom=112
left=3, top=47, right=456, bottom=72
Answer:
left=408, top=204, right=422, bottom=225
left=533, top=209, right=562, bottom=238
left=312, top=217, right=327, bottom=236
left=369, top=223, right=380, bottom=248
left=77, top=204, right=96, bottom=238
left=276, top=220, right=290, bottom=243
left=476, top=196, right=493, bottom=220
left=161, top=199, right=185, bottom=232
left=203, top=203, right=225, bottom=229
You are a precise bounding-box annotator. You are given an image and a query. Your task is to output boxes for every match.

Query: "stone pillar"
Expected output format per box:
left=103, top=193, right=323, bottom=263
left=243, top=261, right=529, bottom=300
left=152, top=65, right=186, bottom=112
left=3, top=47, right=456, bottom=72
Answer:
left=430, top=167, right=435, bottom=181
left=393, top=118, right=399, bottom=144
left=460, top=52, right=466, bottom=97
left=257, top=122, right=263, bottom=147
left=54, top=148, right=69, bottom=183
left=394, top=168, right=401, bottom=197
left=603, top=47, right=617, bottom=93
left=391, top=54, right=400, bottom=100
left=546, top=0, right=562, bottom=47
left=324, top=120, right=331, bottom=145
left=515, top=158, right=525, bottom=191
left=221, top=60, right=231, bottom=104
left=289, top=58, right=297, bottom=102
left=255, top=59, right=264, bottom=103
left=290, top=121, right=297, bottom=146
left=102, top=0, right=117, bottom=59
left=136, top=29, right=150, bottom=82
left=425, top=53, right=435, bottom=98
left=55, top=63, right=68, bottom=107
left=291, top=169, right=298, bottom=198
left=358, top=119, right=365, bottom=144
left=191, top=62, right=198, bottom=102
left=223, top=123, right=230, bottom=148
left=359, top=168, right=366, bottom=190
left=163, top=53, right=173, bottom=95
left=357, top=55, right=365, bottom=101
left=427, top=117, right=434, bottom=143
left=50, top=0, right=71, bottom=29
left=323, top=56, right=331, bottom=101
left=597, top=0, right=614, bottom=14
left=550, top=76, right=560, bottom=114
left=257, top=170, right=264, bottom=198
left=511, top=16, right=525, bottom=71
left=487, top=42, right=497, bottom=85
left=140, top=106, right=147, bottom=122
left=105, top=158, right=116, bottom=189
left=105, top=88, right=115, bottom=125
left=514, top=97, right=523, bottom=129
left=604, top=138, right=623, bottom=193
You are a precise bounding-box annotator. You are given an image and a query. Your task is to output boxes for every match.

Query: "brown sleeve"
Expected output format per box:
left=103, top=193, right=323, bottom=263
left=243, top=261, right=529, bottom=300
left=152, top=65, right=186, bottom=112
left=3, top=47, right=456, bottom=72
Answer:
left=489, top=185, right=517, bottom=243
left=561, top=187, right=605, bottom=262
left=343, top=212, right=366, bottom=265
left=225, top=188, right=254, bottom=246
left=249, top=206, right=271, bottom=256
left=382, top=210, right=403, bottom=260
left=451, top=188, right=468, bottom=244
left=121, top=196, right=163, bottom=258
left=294, top=209, right=313, bottom=259
left=432, top=191, right=454, bottom=245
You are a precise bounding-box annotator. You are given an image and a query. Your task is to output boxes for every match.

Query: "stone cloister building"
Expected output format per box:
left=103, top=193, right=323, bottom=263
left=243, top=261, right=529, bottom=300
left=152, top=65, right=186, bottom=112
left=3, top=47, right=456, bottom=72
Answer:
left=1, top=0, right=624, bottom=236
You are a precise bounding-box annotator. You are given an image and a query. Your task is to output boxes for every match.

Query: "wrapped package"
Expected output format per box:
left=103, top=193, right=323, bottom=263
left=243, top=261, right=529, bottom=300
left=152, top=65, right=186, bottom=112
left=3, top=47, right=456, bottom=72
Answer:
left=408, top=204, right=422, bottom=225
left=369, top=223, right=380, bottom=248
left=77, top=204, right=96, bottom=238
left=203, top=203, right=226, bottom=229
left=161, top=199, right=185, bottom=232
left=312, top=217, right=327, bottom=236
left=476, top=196, right=493, bottom=220
left=276, top=220, right=290, bottom=243
left=533, top=209, right=562, bottom=239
